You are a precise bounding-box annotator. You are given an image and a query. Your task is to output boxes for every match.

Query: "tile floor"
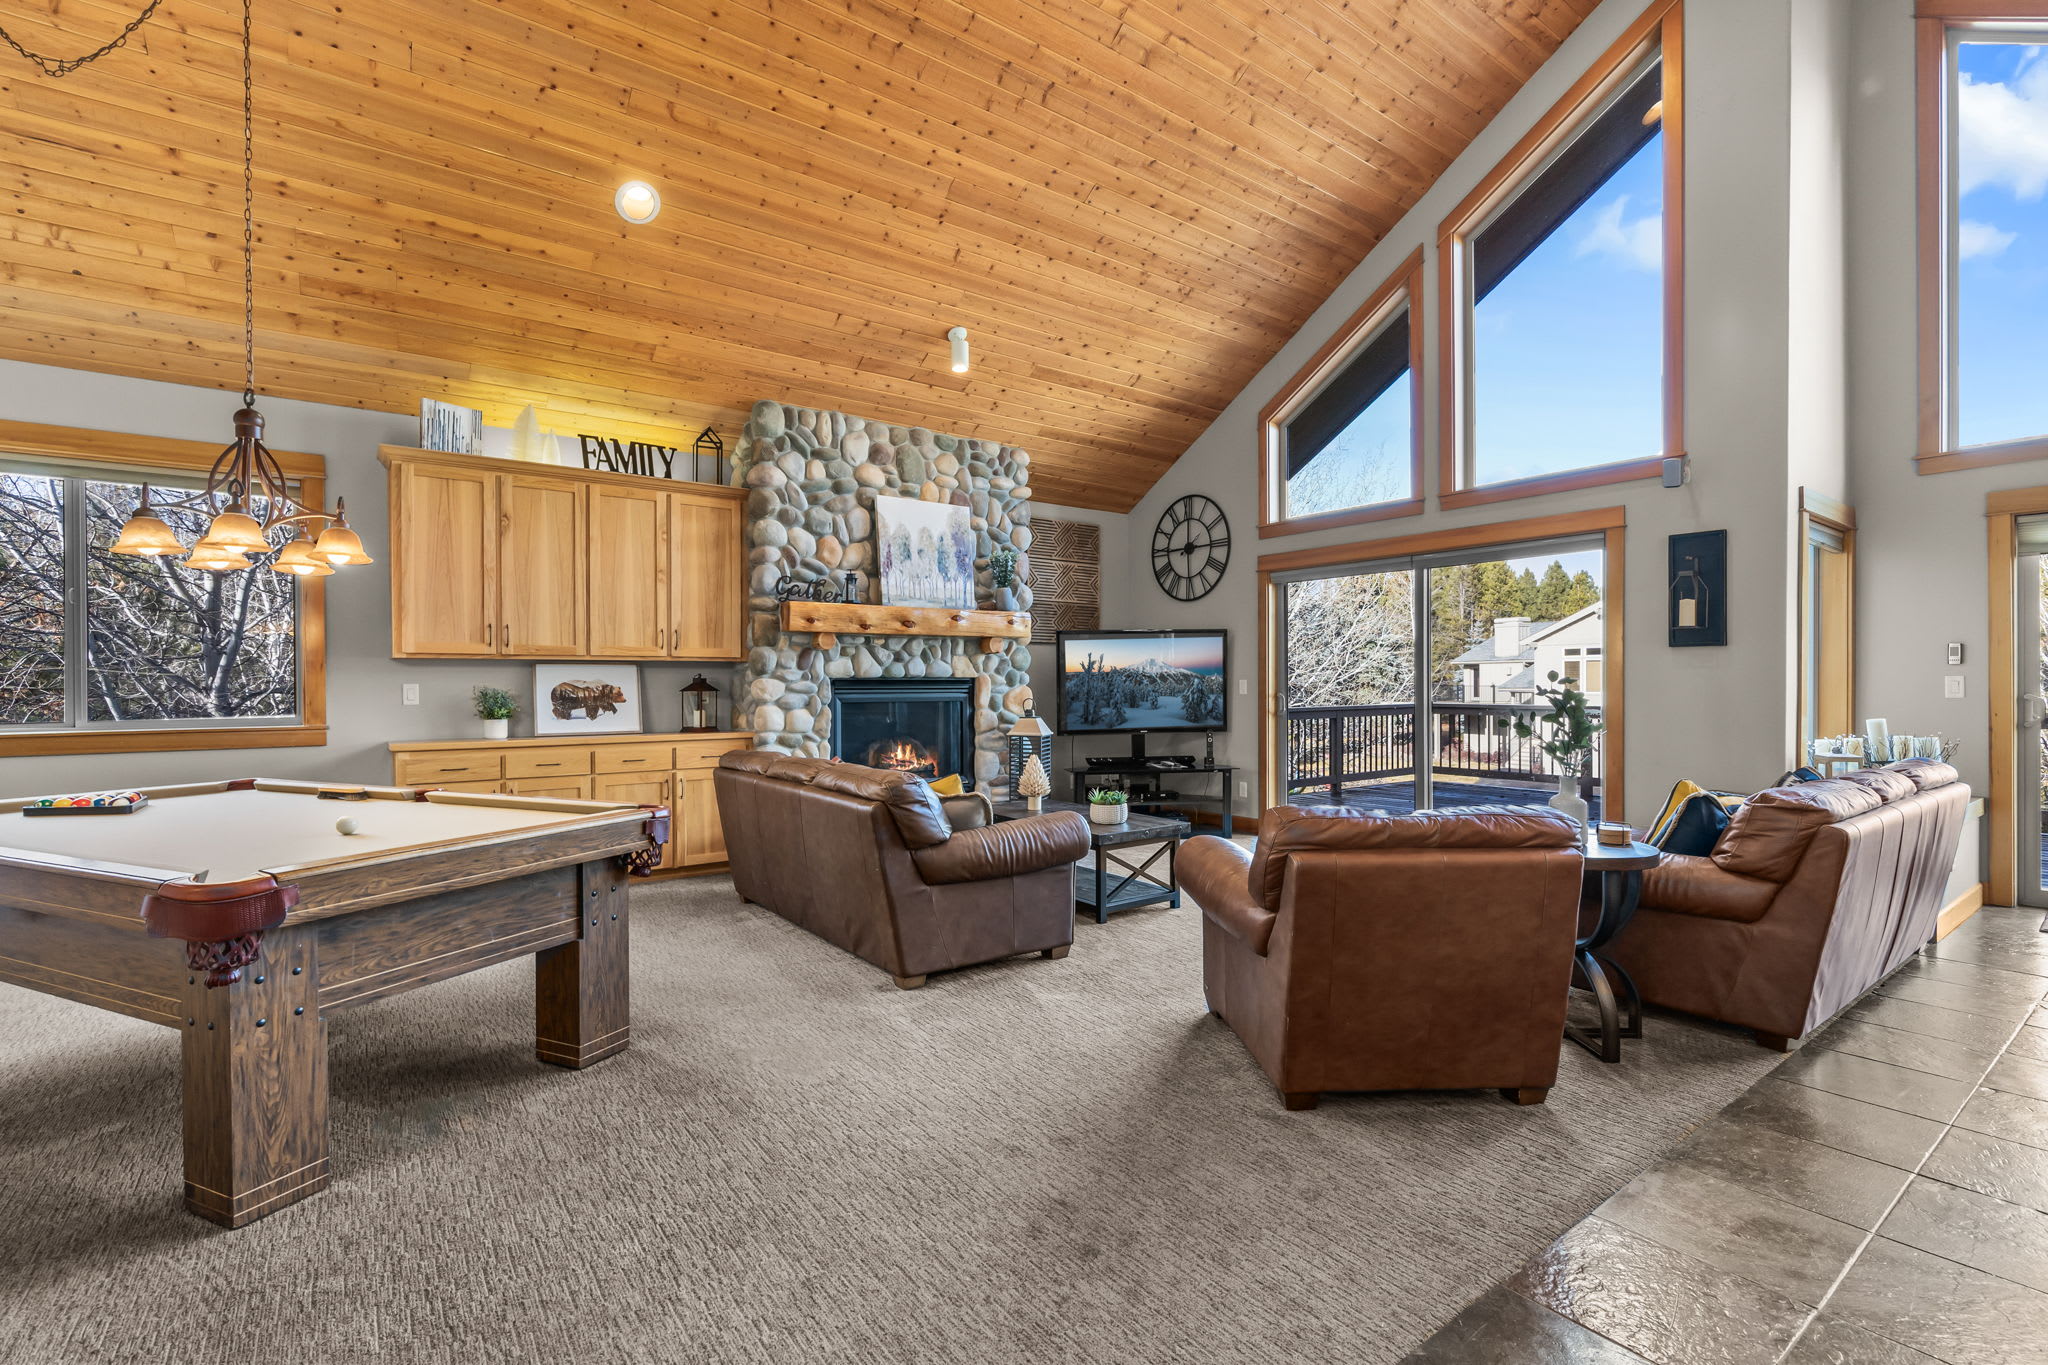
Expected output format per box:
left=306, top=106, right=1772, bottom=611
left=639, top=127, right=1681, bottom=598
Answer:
left=1401, top=905, right=2048, bottom=1365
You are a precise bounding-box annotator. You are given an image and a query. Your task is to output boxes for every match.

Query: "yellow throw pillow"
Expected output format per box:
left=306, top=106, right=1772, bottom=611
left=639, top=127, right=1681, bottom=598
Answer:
left=928, top=773, right=964, bottom=796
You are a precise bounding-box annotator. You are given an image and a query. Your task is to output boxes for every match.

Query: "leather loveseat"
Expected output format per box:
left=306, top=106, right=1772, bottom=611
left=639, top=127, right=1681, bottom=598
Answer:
left=714, top=751, right=1090, bottom=989
left=1180, top=804, right=1585, bottom=1110
left=1604, top=759, right=1969, bottom=1049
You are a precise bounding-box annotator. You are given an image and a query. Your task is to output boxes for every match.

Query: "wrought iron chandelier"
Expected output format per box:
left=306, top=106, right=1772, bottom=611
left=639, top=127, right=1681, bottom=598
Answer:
left=99, top=0, right=371, bottom=576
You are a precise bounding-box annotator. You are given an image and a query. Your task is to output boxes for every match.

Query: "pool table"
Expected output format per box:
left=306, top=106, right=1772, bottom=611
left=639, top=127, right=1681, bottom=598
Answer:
left=0, top=778, right=668, bottom=1227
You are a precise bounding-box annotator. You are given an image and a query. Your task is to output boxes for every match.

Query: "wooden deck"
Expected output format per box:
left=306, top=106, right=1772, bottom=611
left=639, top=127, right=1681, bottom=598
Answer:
left=1291, top=778, right=1604, bottom=823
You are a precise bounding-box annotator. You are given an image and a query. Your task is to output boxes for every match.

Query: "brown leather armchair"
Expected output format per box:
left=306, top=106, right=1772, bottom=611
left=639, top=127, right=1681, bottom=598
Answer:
left=714, top=751, right=1090, bottom=988
left=1604, top=759, right=1969, bottom=1048
left=1181, top=804, right=1585, bottom=1110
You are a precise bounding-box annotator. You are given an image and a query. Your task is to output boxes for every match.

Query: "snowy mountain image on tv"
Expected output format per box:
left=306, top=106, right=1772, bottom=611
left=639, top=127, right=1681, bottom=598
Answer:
left=1060, top=633, right=1226, bottom=731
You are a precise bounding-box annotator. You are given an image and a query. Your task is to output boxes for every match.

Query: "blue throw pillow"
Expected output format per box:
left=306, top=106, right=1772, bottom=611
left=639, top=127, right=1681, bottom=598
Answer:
left=1652, top=791, right=1735, bottom=858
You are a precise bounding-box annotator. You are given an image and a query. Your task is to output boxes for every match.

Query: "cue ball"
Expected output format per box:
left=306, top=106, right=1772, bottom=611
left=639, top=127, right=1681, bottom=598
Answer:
left=335, top=817, right=359, bottom=835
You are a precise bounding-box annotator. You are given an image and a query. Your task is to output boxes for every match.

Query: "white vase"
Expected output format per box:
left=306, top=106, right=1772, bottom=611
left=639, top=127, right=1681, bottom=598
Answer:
left=1089, top=802, right=1127, bottom=825
left=482, top=717, right=510, bottom=741
left=1550, top=772, right=1589, bottom=833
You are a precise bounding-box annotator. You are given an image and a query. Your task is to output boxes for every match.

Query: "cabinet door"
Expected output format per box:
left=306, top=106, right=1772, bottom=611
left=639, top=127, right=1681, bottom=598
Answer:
left=588, top=486, right=669, bottom=658
left=499, top=474, right=587, bottom=656
left=505, top=776, right=594, bottom=801
left=668, top=491, right=744, bottom=660
left=394, top=461, right=497, bottom=656
left=677, top=769, right=727, bottom=866
left=594, top=773, right=674, bottom=869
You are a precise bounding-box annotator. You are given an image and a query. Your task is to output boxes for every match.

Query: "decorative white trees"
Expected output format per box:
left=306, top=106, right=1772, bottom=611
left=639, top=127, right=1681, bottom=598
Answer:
left=1017, top=753, right=1051, bottom=812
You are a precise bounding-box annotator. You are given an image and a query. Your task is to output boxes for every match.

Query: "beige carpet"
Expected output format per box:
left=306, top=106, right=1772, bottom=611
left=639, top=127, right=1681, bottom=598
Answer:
left=0, top=875, right=1784, bottom=1365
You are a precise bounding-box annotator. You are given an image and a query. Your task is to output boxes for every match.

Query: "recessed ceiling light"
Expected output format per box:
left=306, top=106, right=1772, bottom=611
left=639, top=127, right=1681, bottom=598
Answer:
left=614, top=180, right=661, bottom=224
left=948, top=326, right=970, bottom=374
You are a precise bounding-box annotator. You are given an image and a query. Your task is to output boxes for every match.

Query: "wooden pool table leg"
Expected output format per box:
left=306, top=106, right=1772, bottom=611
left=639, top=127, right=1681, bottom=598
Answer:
left=179, top=924, right=330, bottom=1227
left=535, top=858, right=632, bottom=1068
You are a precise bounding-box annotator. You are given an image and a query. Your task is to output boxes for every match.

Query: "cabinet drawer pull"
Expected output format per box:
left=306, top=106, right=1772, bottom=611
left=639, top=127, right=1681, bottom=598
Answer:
left=535, top=762, right=561, bottom=768
left=621, top=758, right=647, bottom=764
left=439, top=767, right=469, bottom=773
left=487, top=623, right=494, bottom=647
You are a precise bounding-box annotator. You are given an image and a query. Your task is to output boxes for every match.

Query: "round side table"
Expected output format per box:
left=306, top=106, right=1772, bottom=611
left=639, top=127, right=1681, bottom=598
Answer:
left=1570, top=839, right=1661, bottom=1063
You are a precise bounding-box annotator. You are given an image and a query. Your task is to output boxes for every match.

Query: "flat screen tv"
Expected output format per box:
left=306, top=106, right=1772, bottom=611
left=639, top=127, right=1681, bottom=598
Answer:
left=1055, top=630, right=1228, bottom=750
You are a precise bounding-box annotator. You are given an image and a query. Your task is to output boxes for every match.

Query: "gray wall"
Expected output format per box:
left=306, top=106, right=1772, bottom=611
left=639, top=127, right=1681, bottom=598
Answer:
left=0, top=359, right=1128, bottom=796
left=0, top=360, right=737, bottom=794
left=1847, top=0, right=2018, bottom=807
left=1109, top=0, right=1855, bottom=824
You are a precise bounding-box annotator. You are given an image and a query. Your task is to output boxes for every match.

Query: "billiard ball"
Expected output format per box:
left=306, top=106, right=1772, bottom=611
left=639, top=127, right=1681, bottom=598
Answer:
left=335, top=817, right=359, bottom=836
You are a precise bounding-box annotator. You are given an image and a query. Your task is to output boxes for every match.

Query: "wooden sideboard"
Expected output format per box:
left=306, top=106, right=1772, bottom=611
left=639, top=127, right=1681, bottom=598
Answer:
left=378, top=446, right=746, bottom=661
left=389, top=732, right=750, bottom=872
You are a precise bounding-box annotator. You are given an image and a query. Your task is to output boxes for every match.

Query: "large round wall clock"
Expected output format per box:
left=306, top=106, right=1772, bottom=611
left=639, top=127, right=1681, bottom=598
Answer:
left=1152, top=494, right=1231, bottom=601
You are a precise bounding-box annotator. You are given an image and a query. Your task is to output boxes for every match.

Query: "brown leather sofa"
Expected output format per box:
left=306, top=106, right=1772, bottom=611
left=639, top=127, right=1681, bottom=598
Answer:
left=1180, top=804, right=1585, bottom=1110
left=1604, top=759, right=1969, bottom=1049
left=714, top=751, right=1091, bottom=988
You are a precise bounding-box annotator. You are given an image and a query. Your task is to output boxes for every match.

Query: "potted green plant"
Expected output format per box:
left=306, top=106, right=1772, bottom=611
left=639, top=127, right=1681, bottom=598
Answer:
left=1504, top=672, right=1602, bottom=832
left=989, top=546, right=1020, bottom=613
left=472, top=686, right=517, bottom=741
left=1086, top=786, right=1130, bottom=826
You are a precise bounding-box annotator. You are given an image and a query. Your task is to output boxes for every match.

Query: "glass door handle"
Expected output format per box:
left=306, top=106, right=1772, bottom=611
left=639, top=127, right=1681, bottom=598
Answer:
left=2023, top=694, right=2047, bottom=728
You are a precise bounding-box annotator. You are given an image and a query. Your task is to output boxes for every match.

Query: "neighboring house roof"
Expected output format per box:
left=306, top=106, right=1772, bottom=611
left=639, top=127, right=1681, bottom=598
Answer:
left=1450, top=624, right=1551, bottom=667
left=1499, top=666, right=1538, bottom=695
left=1450, top=601, right=1604, bottom=667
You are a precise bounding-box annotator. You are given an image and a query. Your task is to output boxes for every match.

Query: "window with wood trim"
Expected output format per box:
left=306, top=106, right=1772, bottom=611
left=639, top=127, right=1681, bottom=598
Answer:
left=1437, top=1, right=1683, bottom=508
left=1258, top=250, right=1425, bottom=537
left=0, top=422, right=327, bottom=756
left=1917, top=8, right=2048, bottom=471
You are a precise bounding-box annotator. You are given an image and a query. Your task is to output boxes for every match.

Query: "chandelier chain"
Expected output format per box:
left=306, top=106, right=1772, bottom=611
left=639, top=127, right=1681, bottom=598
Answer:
left=242, top=0, right=256, bottom=408
left=0, top=0, right=165, bottom=78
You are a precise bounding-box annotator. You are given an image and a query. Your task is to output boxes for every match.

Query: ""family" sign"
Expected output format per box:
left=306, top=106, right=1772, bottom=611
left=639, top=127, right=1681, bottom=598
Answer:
left=577, top=434, right=684, bottom=478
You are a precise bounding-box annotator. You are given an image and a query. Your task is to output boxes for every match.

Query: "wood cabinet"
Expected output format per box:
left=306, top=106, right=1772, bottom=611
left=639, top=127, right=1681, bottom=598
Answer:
left=391, top=460, right=498, bottom=656
left=589, top=485, right=670, bottom=658
left=389, top=732, right=749, bottom=873
left=499, top=474, right=587, bottom=657
left=381, top=447, right=744, bottom=662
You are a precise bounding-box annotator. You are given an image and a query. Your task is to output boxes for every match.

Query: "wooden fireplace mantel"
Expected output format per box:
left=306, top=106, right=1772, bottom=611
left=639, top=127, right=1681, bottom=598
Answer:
left=777, top=601, right=1030, bottom=652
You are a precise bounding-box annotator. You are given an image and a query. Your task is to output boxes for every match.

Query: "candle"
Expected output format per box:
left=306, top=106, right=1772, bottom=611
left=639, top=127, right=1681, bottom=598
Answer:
left=1677, top=598, right=1698, bottom=629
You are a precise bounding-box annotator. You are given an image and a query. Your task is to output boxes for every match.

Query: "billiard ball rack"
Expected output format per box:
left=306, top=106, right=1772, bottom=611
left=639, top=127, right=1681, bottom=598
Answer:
left=23, top=791, right=149, bottom=816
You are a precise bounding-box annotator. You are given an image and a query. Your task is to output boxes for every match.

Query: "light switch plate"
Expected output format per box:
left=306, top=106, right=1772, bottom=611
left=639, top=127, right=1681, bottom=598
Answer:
left=1947, top=642, right=1964, bottom=665
left=402, top=683, right=420, bottom=706
left=1236, top=781, right=1249, bottom=799
left=1238, top=678, right=1249, bottom=695
left=1943, top=675, right=1965, bottom=699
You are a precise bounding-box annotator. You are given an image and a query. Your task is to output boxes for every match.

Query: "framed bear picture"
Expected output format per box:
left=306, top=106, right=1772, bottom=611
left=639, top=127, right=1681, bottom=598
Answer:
left=532, top=664, right=644, bottom=737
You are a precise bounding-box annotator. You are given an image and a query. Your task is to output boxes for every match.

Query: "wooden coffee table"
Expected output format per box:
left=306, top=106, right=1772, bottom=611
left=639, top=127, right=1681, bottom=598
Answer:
left=990, top=799, right=1192, bottom=923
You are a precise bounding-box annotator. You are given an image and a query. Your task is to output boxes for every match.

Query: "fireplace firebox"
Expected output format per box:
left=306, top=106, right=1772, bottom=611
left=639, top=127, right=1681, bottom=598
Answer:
left=828, top=679, right=977, bottom=790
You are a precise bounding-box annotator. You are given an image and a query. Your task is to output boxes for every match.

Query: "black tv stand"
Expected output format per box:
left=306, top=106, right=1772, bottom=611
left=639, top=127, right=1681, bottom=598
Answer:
left=1072, top=762, right=1236, bottom=838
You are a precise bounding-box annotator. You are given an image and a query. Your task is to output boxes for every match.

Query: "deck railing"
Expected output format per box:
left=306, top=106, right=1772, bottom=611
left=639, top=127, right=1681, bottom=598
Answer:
left=1285, top=702, right=1603, bottom=801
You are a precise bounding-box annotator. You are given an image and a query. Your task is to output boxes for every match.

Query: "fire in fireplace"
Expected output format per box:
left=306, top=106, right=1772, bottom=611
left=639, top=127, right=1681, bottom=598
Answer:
left=829, top=678, right=976, bottom=789
left=866, top=737, right=939, bottom=777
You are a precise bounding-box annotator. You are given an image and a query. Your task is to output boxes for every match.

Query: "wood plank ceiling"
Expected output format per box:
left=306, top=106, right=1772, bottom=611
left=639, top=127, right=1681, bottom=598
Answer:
left=0, top=0, right=1597, bottom=510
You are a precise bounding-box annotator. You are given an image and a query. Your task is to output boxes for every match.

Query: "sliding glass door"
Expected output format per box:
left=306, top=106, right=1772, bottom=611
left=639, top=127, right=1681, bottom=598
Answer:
left=1279, top=536, right=1607, bottom=818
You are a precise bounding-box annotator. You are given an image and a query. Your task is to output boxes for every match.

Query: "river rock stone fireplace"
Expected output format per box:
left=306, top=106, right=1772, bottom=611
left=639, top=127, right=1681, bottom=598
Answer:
left=731, top=400, right=1037, bottom=789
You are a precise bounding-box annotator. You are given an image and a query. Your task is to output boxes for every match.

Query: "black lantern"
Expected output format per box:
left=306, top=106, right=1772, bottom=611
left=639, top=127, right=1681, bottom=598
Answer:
left=1007, top=709, right=1055, bottom=802
left=679, top=674, right=720, bottom=733
left=692, top=427, right=726, bottom=485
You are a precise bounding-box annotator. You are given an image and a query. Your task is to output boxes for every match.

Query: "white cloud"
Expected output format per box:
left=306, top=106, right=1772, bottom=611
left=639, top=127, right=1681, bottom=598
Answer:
left=1958, top=56, right=2048, bottom=200
left=1574, top=196, right=1662, bottom=272
left=1958, top=218, right=2018, bottom=259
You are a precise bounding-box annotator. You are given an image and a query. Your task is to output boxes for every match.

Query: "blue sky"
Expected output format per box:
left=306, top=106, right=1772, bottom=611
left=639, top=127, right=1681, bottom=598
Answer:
left=1065, top=634, right=1224, bottom=675
left=1956, top=41, right=2048, bottom=449
left=1474, top=133, right=1665, bottom=485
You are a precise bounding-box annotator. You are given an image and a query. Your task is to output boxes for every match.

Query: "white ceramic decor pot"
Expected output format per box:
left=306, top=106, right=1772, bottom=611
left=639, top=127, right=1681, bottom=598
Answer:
left=482, top=718, right=510, bottom=741
left=1089, top=801, right=1128, bottom=826
left=1549, top=772, right=1589, bottom=833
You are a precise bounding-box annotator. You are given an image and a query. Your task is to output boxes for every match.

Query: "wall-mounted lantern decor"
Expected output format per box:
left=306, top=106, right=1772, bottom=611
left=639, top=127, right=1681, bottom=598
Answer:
left=1667, top=530, right=1727, bottom=647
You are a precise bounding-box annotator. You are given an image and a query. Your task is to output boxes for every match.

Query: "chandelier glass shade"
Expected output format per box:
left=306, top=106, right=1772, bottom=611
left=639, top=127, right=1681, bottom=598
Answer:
left=110, top=407, right=372, bottom=574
